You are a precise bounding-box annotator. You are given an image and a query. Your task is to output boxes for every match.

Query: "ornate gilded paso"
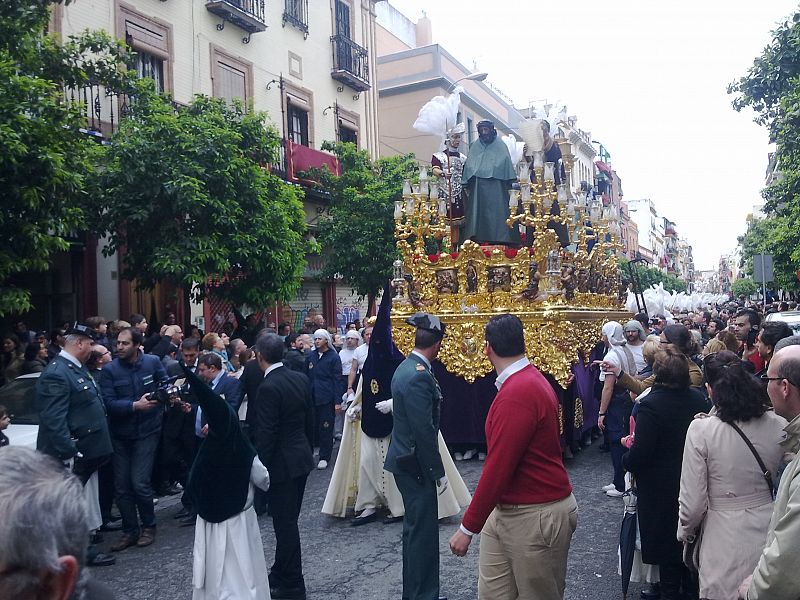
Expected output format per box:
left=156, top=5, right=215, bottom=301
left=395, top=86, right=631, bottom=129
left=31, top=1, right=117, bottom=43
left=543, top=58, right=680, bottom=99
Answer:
left=391, top=157, right=631, bottom=385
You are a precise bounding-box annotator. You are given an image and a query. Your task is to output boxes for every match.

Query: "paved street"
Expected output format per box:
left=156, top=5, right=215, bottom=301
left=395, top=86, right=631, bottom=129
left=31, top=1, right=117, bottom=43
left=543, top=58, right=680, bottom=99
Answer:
left=93, top=438, right=636, bottom=599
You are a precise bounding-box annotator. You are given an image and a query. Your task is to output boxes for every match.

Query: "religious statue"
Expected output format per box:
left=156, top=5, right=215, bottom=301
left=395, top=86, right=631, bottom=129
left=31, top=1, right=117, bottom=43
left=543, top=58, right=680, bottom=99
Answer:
left=561, top=265, right=576, bottom=301
left=461, top=120, right=519, bottom=246
left=521, top=260, right=541, bottom=300
left=431, top=124, right=466, bottom=246
left=465, top=261, right=478, bottom=294
left=576, top=267, right=590, bottom=293
left=405, top=275, right=424, bottom=309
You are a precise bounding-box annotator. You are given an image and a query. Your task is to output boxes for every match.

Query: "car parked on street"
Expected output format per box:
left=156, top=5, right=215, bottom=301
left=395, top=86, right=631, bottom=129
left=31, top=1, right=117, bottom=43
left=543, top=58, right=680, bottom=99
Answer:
left=765, top=311, right=800, bottom=336
left=0, top=372, right=40, bottom=447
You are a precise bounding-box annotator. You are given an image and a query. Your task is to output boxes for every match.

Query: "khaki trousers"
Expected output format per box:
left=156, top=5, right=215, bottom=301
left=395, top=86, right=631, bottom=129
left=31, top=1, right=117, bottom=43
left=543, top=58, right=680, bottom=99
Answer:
left=478, top=493, right=578, bottom=600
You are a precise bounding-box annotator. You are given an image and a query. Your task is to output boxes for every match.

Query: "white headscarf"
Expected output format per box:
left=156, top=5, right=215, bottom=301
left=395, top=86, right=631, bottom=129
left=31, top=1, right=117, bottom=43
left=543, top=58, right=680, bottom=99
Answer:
left=313, top=328, right=333, bottom=348
left=601, top=321, right=626, bottom=347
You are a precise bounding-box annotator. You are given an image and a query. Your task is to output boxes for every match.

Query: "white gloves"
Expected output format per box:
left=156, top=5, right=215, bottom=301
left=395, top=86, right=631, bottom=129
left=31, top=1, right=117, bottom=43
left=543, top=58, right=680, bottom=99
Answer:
left=437, top=476, right=449, bottom=495
left=346, top=404, right=362, bottom=422
left=342, top=391, right=355, bottom=404
left=375, top=398, right=394, bottom=414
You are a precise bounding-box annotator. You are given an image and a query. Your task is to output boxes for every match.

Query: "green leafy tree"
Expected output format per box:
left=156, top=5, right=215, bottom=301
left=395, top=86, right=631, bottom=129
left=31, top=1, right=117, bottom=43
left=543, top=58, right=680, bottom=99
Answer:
left=731, top=277, right=758, bottom=298
left=738, top=217, right=800, bottom=293
left=730, top=10, right=800, bottom=295
left=314, top=142, right=417, bottom=312
left=98, top=84, right=309, bottom=310
left=0, top=0, right=133, bottom=315
left=620, top=259, right=687, bottom=294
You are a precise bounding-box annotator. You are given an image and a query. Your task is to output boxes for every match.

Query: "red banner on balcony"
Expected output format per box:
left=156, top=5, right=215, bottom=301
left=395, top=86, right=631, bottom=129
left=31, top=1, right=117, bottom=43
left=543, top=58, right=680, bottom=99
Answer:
left=287, top=139, right=341, bottom=182
left=595, top=160, right=614, bottom=179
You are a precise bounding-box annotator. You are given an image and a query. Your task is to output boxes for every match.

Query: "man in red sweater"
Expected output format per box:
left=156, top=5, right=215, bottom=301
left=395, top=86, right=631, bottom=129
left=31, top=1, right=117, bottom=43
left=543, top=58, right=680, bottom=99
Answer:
left=448, top=314, right=577, bottom=599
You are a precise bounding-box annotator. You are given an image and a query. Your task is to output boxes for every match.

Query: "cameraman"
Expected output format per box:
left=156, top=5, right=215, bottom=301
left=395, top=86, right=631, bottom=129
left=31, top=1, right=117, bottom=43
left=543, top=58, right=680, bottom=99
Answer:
left=100, top=326, right=168, bottom=552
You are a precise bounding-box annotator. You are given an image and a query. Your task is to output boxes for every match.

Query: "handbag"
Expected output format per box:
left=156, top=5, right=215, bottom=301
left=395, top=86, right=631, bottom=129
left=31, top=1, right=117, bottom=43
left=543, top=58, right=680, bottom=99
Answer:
left=683, top=421, right=776, bottom=573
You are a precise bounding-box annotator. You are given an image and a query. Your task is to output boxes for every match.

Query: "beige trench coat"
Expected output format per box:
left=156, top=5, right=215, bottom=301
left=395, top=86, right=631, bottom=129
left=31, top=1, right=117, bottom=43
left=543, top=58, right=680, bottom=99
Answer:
left=747, top=413, right=800, bottom=599
left=678, top=410, right=787, bottom=600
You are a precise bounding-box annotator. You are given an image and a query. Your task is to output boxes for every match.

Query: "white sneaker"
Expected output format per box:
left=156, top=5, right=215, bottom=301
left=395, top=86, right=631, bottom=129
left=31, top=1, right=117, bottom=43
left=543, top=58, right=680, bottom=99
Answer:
left=606, top=489, right=624, bottom=497
left=463, top=449, right=477, bottom=460
left=602, top=483, right=617, bottom=492
left=454, top=452, right=464, bottom=461
left=317, top=460, right=328, bottom=470
left=478, top=452, right=486, bottom=461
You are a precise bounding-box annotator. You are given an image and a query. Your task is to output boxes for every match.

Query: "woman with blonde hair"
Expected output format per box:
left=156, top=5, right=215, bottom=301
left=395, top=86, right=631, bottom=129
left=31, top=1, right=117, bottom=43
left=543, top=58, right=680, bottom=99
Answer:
left=202, top=332, right=234, bottom=372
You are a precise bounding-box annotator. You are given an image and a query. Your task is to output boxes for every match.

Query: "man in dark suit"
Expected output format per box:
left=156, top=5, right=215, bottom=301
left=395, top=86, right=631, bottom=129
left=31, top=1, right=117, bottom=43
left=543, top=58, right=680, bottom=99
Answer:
left=254, top=333, right=314, bottom=600
left=385, top=313, right=447, bottom=600
left=197, top=352, right=243, bottom=413
left=36, top=322, right=116, bottom=567
left=163, top=338, right=200, bottom=521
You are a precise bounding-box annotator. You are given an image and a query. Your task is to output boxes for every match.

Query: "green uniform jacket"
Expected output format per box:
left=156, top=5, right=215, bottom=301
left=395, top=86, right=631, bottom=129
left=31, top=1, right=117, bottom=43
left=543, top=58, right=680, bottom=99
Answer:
left=35, top=355, right=112, bottom=461
left=385, top=353, right=444, bottom=482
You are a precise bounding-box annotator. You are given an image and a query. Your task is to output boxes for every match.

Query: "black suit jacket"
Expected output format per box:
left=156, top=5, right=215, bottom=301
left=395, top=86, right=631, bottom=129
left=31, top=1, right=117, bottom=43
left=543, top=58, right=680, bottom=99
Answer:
left=240, top=358, right=264, bottom=430
left=255, top=365, right=314, bottom=483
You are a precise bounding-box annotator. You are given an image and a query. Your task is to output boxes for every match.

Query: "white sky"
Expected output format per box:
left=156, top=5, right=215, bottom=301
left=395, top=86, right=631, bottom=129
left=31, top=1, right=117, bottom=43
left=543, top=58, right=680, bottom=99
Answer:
left=389, top=0, right=797, bottom=270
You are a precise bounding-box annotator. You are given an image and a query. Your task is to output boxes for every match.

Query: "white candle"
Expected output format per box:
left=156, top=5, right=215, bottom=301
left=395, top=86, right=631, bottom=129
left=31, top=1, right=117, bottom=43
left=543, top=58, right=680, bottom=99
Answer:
left=544, top=162, right=555, bottom=183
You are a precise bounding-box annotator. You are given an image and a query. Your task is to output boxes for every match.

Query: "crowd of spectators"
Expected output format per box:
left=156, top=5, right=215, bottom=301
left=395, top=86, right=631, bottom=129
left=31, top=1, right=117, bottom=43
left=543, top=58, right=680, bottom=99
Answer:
left=597, top=298, right=800, bottom=599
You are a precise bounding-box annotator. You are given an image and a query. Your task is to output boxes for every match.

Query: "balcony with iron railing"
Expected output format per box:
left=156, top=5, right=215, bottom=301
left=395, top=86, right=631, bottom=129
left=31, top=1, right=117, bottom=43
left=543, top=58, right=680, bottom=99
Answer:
left=283, top=0, right=309, bottom=37
left=65, top=82, right=130, bottom=140
left=206, top=0, right=266, bottom=42
left=330, top=34, right=370, bottom=92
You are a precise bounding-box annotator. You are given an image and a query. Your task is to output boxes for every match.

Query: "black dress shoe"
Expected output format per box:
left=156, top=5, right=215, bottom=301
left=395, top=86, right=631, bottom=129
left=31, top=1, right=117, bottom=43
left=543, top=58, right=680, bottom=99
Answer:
left=100, top=521, right=122, bottom=532
left=270, top=586, right=306, bottom=600
left=87, top=552, right=116, bottom=567
left=178, top=514, right=197, bottom=527
left=350, top=511, right=379, bottom=526
left=382, top=515, right=403, bottom=524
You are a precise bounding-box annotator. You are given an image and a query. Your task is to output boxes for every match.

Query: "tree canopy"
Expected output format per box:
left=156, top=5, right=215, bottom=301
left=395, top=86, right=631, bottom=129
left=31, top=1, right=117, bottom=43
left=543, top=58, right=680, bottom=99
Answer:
left=314, top=141, right=417, bottom=310
left=98, top=85, right=309, bottom=308
left=731, top=277, right=758, bottom=298
left=729, top=9, right=800, bottom=295
left=0, top=0, right=133, bottom=315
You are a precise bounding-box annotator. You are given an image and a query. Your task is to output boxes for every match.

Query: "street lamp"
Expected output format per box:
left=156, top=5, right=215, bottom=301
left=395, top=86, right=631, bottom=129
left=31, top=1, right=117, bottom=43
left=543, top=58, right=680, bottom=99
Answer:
left=448, top=71, right=488, bottom=92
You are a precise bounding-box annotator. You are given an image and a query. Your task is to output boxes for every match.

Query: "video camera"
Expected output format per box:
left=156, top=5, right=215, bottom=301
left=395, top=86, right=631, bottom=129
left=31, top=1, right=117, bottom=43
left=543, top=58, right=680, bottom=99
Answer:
left=146, top=375, right=188, bottom=405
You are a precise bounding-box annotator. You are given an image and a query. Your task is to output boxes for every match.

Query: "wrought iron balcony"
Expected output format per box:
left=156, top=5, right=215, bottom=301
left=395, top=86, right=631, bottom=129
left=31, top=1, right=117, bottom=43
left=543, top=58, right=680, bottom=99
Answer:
left=283, top=0, right=309, bottom=37
left=65, top=82, right=130, bottom=140
left=206, top=0, right=266, bottom=43
left=330, top=34, right=370, bottom=92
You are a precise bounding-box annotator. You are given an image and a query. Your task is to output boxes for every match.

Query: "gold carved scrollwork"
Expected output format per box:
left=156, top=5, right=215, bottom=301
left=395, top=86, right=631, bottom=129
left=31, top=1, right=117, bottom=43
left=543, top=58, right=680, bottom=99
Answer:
left=574, top=397, right=584, bottom=429
left=391, top=312, right=622, bottom=387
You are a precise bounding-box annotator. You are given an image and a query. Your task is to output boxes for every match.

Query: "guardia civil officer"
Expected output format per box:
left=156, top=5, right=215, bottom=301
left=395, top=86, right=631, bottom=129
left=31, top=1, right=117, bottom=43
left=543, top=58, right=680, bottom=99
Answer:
left=36, top=322, right=116, bottom=567
left=384, top=313, right=448, bottom=600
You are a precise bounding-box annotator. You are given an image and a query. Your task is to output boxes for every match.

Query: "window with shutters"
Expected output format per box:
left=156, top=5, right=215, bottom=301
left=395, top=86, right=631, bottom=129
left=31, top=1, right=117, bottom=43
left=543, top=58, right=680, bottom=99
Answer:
left=288, top=103, right=309, bottom=146
left=211, top=47, right=252, bottom=107
left=283, top=81, right=314, bottom=148
left=117, top=4, right=172, bottom=92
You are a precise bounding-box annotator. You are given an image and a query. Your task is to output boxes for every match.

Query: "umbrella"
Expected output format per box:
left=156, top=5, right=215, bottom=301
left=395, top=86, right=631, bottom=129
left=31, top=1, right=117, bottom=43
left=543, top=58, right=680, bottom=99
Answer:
left=619, top=480, right=638, bottom=599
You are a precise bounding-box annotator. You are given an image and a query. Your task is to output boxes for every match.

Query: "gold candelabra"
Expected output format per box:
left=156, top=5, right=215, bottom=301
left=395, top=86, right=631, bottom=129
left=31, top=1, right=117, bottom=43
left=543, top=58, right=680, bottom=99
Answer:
left=394, top=166, right=451, bottom=254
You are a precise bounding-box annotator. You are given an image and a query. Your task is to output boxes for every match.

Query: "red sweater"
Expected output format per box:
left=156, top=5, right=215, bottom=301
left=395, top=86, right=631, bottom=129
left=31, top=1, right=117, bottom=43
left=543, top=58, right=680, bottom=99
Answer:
left=461, top=364, right=573, bottom=533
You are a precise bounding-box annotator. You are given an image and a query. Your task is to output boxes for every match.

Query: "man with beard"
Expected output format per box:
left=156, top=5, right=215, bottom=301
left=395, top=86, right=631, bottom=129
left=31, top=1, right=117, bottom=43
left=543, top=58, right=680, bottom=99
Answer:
left=461, top=120, right=518, bottom=246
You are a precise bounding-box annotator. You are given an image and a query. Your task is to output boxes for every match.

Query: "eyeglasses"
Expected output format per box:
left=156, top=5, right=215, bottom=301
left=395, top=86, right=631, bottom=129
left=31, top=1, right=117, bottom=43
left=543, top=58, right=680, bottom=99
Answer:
left=760, top=373, right=798, bottom=387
